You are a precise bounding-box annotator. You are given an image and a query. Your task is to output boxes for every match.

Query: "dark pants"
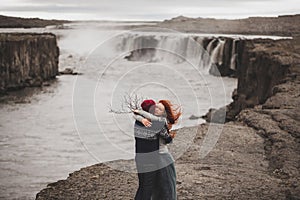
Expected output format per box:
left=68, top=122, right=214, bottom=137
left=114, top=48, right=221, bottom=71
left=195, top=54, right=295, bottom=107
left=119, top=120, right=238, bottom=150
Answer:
left=152, top=157, right=177, bottom=200
left=134, top=152, right=159, bottom=200
left=135, top=153, right=176, bottom=200
left=135, top=169, right=159, bottom=200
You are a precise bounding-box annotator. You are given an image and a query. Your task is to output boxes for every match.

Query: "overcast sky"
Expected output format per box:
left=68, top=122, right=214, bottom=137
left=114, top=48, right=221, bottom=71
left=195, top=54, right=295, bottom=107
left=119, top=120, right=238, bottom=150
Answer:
left=1, top=0, right=299, bottom=21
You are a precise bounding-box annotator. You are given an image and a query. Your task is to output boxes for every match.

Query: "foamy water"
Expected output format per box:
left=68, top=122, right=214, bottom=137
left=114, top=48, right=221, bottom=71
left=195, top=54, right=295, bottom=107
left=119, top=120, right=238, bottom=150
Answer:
left=0, top=22, right=245, bottom=199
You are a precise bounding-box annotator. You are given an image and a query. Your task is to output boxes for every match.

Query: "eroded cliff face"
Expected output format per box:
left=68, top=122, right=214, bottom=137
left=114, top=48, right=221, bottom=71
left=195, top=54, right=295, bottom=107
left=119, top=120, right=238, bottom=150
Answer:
left=226, top=39, right=294, bottom=121
left=0, top=33, right=59, bottom=93
left=233, top=38, right=300, bottom=198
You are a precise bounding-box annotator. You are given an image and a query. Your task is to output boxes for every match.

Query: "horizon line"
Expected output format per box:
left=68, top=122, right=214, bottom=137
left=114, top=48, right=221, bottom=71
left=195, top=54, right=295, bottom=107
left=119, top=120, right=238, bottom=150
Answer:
left=1, top=12, right=300, bottom=22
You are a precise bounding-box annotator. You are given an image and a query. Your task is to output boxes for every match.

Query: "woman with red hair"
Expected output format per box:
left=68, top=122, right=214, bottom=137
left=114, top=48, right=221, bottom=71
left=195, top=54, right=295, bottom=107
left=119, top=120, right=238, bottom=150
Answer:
left=157, top=100, right=181, bottom=134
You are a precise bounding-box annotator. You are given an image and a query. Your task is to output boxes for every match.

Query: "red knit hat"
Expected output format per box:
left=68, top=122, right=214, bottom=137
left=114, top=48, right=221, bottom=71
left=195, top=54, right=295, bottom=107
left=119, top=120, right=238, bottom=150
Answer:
left=141, top=99, right=156, bottom=112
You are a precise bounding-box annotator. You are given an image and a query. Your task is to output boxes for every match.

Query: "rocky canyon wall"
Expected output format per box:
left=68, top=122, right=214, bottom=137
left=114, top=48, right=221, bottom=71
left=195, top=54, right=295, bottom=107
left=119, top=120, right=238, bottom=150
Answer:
left=225, top=39, right=294, bottom=121
left=196, top=36, right=299, bottom=197
left=0, top=33, right=59, bottom=94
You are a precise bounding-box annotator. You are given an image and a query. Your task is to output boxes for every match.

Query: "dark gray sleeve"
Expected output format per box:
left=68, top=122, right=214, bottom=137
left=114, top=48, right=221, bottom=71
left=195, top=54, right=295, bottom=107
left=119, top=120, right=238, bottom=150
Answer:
left=157, top=123, right=172, bottom=144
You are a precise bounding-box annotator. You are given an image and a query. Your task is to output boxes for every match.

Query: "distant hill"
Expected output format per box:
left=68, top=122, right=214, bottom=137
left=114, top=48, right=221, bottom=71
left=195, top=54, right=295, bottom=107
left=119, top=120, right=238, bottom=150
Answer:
left=158, top=14, right=300, bottom=36
left=0, top=15, right=71, bottom=28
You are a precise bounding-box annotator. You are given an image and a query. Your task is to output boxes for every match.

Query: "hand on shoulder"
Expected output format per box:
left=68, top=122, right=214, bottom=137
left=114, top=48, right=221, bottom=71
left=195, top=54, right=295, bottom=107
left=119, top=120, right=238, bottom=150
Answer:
left=142, top=118, right=152, bottom=127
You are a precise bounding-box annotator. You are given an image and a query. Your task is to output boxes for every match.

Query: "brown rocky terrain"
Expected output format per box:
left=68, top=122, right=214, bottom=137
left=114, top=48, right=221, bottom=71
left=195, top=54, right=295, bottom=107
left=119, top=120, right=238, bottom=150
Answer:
left=225, top=38, right=295, bottom=121
left=35, top=122, right=294, bottom=200
left=157, top=15, right=300, bottom=36
left=35, top=34, right=300, bottom=199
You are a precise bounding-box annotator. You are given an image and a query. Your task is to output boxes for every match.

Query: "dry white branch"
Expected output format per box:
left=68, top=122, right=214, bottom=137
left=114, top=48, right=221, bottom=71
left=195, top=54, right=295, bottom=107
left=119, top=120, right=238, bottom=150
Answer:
left=109, top=92, right=145, bottom=114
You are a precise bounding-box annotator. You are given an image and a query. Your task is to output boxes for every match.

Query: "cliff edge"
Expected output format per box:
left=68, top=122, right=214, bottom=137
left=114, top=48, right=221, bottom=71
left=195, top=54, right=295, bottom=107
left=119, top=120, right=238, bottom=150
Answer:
left=0, top=33, right=59, bottom=94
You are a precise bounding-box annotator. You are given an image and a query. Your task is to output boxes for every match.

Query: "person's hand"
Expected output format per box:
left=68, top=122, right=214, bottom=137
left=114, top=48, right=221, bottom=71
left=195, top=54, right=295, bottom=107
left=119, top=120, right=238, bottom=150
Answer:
left=131, top=109, right=139, bottom=114
left=169, top=130, right=176, bottom=139
left=142, top=118, right=152, bottom=127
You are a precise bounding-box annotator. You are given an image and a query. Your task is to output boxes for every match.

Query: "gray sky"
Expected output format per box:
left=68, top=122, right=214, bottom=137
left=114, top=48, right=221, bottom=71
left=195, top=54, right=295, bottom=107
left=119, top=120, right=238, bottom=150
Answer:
left=1, top=0, right=299, bottom=21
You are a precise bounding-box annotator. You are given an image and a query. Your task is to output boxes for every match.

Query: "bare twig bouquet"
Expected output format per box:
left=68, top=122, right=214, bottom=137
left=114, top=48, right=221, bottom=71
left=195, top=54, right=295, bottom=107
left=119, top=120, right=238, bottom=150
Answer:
left=108, top=92, right=145, bottom=114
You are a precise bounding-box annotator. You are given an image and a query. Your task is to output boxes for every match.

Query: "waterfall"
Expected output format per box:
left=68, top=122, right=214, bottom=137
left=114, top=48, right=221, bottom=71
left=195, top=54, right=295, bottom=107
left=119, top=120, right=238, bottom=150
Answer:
left=153, top=35, right=188, bottom=63
left=210, top=39, right=225, bottom=65
left=117, top=33, right=210, bottom=70
left=114, top=32, right=238, bottom=76
left=186, top=37, right=203, bottom=66
left=230, top=39, right=237, bottom=70
left=206, top=38, right=217, bottom=54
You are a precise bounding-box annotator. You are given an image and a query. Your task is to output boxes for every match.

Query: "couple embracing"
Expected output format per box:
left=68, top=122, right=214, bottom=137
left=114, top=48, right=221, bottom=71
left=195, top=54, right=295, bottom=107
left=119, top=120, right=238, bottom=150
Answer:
left=132, top=99, right=181, bottom=200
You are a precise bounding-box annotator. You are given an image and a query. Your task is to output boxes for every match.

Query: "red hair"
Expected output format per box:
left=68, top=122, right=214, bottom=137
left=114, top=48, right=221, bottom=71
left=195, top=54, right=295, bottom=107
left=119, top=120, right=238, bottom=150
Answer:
left=158, top=100, right=182, bottom=130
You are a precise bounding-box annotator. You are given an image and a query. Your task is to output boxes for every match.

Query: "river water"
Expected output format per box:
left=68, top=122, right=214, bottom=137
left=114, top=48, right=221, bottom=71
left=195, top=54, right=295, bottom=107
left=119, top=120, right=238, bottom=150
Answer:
left=1, top=22, right=283, bottom=199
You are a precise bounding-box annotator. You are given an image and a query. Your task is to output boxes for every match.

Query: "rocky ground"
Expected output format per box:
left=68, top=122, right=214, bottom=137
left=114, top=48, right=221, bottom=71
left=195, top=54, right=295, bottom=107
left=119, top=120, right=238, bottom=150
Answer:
left=35, top=120, right=299, bottom=199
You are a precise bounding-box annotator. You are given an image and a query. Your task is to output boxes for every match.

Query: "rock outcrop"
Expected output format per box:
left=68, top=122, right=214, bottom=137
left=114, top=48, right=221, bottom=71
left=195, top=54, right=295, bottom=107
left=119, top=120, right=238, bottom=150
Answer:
left=233, top=36, right=300, bottom=199
left=225, top=39, right=294, bottom=121
left=201, top=35, right=300, bottom=198
left=0, top=33, right=59, bottom=94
